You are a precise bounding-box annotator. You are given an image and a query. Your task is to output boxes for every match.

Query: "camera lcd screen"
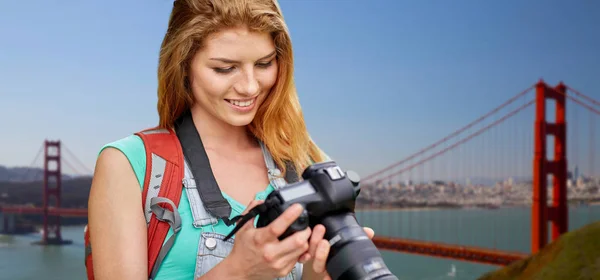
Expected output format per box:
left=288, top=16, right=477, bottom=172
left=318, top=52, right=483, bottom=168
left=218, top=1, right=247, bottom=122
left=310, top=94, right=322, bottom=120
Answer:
left=279, top=183, right=316, bottom=201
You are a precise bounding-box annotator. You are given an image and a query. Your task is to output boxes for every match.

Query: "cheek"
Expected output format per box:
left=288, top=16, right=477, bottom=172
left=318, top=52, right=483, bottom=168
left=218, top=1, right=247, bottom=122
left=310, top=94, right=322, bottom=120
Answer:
left=192, top=69, right=232, bottom=101
left=259, top=65, right=279, bottom=91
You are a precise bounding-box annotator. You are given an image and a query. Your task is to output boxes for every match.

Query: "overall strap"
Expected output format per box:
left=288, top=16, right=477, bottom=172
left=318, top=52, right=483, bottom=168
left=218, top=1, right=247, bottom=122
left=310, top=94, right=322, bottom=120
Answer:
left=260, top=141, right=288, bottom=189
left=135, top=128, right=184, bottom=280
left=259, top=141, right=300, bottom=188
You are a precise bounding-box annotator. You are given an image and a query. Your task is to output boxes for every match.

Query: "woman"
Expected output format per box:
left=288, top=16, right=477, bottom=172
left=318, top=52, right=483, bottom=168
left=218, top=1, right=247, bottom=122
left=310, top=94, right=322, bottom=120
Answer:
left=88, top=0, right=374, bottom=279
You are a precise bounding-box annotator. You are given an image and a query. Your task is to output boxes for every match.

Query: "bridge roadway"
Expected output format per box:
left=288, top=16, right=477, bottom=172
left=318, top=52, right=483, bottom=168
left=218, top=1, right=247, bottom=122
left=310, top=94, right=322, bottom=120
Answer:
left=373, top=236, right=528, bottom=266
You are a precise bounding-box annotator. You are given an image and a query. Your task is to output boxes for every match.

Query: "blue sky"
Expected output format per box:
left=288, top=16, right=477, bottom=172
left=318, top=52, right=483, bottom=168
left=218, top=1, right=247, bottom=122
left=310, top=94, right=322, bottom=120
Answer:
left=0, top=0, right=598, bottom=180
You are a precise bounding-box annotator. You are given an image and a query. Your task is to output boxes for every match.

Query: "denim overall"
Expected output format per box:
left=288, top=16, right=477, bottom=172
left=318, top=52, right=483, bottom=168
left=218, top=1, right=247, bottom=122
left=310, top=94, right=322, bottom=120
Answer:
left=182, top=141, right=303, bottom=280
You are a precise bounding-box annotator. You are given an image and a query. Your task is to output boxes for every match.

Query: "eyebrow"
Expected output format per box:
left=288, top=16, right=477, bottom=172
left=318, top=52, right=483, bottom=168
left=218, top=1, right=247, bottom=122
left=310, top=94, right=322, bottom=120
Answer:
left=209, top=50, right=276, bottom=63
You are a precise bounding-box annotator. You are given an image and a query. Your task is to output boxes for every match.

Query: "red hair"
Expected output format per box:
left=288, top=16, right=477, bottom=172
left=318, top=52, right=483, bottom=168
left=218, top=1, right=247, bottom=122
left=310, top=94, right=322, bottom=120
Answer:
left=156, top=0, right=325, bottom=176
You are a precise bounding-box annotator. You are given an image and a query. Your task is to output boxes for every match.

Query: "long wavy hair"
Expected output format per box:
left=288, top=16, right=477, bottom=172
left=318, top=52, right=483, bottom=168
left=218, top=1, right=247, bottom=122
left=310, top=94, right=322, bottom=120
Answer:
left=156, top=0, right=325, bottom=177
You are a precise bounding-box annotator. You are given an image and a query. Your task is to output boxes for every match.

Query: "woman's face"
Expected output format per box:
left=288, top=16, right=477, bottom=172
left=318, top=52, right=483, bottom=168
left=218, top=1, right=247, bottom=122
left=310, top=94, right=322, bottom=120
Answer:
left=188, top=26, right=279, bottom=127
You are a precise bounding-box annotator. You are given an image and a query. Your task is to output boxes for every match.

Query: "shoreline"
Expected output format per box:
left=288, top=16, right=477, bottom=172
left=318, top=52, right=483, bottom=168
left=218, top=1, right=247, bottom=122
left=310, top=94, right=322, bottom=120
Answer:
left=356, top=202, right=600, bottom=212
left=356, top=206, right=447, bottom=212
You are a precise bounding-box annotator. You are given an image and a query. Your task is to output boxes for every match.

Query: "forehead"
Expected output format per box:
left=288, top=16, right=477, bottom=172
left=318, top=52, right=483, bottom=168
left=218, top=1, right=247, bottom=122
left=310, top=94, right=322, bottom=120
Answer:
left=201, top=26, right=275, bottom=60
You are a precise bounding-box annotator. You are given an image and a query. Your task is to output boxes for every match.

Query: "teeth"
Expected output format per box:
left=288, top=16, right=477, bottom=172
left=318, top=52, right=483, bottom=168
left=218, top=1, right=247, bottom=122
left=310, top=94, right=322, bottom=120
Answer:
left=228, top=98, right=254, bottom=107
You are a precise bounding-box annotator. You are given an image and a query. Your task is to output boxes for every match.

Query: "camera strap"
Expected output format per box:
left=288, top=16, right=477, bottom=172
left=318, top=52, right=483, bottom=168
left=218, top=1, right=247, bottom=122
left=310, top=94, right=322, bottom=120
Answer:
left=222, top=198, right=280, bottom=241
left=175, top=111, right=235, bottom=225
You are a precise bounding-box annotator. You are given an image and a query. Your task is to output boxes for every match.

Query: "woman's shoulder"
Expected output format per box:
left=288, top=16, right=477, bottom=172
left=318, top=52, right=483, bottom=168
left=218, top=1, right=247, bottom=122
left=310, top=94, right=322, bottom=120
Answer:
left=98, top=134, right=147, bottom=190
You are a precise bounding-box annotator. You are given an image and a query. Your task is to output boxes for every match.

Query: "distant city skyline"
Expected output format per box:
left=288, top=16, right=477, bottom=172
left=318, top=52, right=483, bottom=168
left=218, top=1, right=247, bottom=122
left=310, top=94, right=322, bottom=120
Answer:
left=0, top=0, right=598, bottom=179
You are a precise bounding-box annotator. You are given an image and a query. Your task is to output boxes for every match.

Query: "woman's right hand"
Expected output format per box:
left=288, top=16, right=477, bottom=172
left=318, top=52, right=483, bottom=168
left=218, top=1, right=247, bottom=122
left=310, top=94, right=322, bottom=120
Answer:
left=225, top=200, right=312, bottom=280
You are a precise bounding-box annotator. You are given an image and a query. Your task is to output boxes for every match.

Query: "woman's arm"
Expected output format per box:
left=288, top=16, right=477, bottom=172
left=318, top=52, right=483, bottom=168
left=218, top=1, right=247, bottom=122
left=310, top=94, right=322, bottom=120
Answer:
left=89, top=148, right=262, bottom=280
left=88, top=147, right=148, bottom=279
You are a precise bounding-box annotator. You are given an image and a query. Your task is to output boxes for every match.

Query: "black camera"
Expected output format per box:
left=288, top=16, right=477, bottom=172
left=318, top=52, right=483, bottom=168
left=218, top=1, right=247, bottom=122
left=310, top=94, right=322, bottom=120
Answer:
left=256, top=161, right=398, bottom=280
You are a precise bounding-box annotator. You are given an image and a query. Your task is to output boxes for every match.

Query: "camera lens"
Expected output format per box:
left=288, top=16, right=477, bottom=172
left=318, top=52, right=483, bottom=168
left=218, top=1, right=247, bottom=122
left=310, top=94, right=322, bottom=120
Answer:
left=320, top=213, right=398, bottom=280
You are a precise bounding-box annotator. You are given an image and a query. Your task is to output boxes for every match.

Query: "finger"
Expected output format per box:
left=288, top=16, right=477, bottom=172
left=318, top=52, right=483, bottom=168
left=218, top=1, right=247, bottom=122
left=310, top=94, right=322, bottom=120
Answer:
left=272, top=227, right=311, bottom=259
left=297, top=252, right=309, bottom=263
left=298, top=252, right=311, bottom=263
left=309, top=224, right=326, bottom=257
left=266, top=228, right=312, bottom=271
left=277, top=250, right=309, bottom=274
left=363, top=227, right=375, bottom=239
left=255, top=203, right=304, bottom=244
left=312, top=239, right=330, bottom=274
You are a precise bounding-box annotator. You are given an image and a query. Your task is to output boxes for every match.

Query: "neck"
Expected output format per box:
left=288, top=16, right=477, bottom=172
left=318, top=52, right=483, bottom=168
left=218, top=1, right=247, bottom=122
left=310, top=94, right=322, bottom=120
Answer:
left=189, top=106, right=255, bottom=150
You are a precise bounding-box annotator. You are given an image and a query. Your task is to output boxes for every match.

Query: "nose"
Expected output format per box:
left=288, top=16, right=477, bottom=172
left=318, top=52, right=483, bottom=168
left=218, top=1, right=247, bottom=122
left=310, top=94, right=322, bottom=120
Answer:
left=234, top=70, right=259, bottom=96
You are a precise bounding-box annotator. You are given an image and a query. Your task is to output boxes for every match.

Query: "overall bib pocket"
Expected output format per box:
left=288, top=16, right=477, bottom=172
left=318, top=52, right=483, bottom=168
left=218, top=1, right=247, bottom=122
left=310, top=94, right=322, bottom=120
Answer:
left=194, top=232, right=234, bottom=277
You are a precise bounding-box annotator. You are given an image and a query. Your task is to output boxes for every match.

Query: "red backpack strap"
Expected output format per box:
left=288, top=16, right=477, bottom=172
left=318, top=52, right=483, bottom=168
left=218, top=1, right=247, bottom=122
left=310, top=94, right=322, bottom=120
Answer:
left=84, top=225, right=94, bottom=279
left=135, top=127, right=185, bottom=279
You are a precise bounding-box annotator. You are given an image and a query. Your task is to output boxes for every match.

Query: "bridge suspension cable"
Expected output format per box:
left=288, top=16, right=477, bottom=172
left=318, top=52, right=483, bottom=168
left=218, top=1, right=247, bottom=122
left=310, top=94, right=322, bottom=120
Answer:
left=62, top=144, right=93, bottom=175
left=362, top=85, right=536, bottom=183
left=371, top=99, right=535, bottom=183
left=566, top=85, right=600, bottom=108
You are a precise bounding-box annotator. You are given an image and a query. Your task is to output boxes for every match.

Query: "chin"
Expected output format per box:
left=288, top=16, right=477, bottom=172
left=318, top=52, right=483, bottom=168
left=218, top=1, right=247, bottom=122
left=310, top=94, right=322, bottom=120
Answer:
left=220, top=98, right=263, bottom=127
left=224, top=114, right=257, bottom=127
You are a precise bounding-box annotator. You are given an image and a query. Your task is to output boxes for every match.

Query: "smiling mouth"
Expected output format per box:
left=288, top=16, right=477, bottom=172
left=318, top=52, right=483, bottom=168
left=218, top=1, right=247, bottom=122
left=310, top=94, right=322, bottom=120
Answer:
left=225, top=97, right=256, bottom=108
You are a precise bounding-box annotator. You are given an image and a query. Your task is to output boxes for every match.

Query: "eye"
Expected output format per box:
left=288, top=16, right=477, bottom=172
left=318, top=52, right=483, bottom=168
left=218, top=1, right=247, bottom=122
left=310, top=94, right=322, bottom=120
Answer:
left=256, top=60, right=273, bottom=68
left=213, top=66, right=235, bottom=74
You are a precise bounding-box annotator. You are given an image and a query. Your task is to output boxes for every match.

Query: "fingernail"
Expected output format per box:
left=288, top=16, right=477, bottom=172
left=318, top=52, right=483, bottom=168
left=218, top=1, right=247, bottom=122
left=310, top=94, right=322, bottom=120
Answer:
left=293, top=203, right=304, bottom=212
left=300, top=254, right=311, bottom=263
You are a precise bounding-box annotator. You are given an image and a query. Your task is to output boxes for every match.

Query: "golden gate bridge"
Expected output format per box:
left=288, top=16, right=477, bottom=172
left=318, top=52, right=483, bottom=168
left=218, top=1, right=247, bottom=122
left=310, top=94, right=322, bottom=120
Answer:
left=0, top=80, right=598, bottom=268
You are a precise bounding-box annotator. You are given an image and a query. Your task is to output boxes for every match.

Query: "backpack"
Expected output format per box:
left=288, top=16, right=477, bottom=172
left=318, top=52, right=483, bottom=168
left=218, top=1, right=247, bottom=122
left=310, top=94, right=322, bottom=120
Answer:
left=84, top=127, right=185, bottom=280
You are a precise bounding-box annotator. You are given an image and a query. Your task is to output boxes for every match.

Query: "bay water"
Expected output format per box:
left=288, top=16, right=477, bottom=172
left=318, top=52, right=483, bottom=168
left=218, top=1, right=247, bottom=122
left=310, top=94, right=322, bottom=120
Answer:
left=1, top=205, right=599, bottom=280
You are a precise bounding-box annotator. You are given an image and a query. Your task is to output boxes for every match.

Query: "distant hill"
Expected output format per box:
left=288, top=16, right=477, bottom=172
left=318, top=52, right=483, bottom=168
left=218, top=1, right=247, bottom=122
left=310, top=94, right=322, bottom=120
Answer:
left=0, top=165, right=78, bottom=182
left=478, top=221, right=600, bottom=280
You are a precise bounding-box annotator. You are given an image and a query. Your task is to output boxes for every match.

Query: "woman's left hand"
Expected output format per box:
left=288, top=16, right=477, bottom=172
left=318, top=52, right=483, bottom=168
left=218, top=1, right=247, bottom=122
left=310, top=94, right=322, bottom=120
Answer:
left=299, top=225, right=375, bottom=280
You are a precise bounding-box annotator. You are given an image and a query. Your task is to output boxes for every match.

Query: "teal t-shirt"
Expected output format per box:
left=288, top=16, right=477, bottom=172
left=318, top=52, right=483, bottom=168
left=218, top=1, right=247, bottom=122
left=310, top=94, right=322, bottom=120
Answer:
left=100, top=134, right=277, bottom=280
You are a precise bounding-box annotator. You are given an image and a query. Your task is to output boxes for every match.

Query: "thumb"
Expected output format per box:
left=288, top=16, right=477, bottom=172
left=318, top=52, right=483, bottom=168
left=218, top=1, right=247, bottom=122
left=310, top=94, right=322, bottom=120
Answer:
left=363, top=227, right=375, bottom=239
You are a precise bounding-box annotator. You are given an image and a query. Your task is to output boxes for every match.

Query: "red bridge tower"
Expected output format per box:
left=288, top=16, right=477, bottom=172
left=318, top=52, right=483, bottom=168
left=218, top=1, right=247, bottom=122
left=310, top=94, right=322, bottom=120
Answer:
left=532, top=80, right=568, bottom=253
left=34, top=140, right=72, bottom=245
